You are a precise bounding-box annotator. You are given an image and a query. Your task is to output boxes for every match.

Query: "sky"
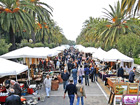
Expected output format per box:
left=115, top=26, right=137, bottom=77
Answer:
left=41, top=0, right=119, bottom=41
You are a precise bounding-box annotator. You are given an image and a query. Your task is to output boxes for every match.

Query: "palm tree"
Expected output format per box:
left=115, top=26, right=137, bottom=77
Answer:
left=28, top=0, right=53, bottom=43
left=77, top=17, right=108, bottom=47
left=0, top=0, right=34, bottom=50
left=121, top=0, right=140, bottom=15
left=99, top=1, right=138, bottom=46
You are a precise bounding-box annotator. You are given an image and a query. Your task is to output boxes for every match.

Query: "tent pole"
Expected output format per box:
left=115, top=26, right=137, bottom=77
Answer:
left=28, top=68, right=30, bottom=85
left=16, top=75, right=17, bottom=82
left=102, top=59, right=104, bottom=81
left=23, top=58, right=25, bottom=64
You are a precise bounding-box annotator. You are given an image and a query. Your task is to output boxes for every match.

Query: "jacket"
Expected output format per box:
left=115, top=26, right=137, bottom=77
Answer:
left=61, top=72, right=70, bottom=81
left=44, top=78, right=52, bottom=88
left=65, top=84, right=77, bottom=95
left=117, top=68, right=124, bottom=77
left=129, top=71, right=135, bottom=83
left=76, top=84, right=86, bottom=97
left=84, top=67, right=90, bottom=75
left=5, top=94, right=22, bottom=105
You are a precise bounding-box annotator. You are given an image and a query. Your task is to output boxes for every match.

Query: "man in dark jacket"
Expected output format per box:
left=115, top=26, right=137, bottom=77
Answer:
left=129, top=67, right=136, bottom=83
left=5, top=88, right=22, bottom=105
left=64, top=79, right=77, bottom=105
left=61, top=69, right=70, bottom=90
left=84, top=65, right=90, bottom=86
left=117, top=66, right=124, bottom=78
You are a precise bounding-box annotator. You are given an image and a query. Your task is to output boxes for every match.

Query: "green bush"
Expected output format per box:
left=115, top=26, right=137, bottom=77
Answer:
left=49, top=43, right=56, bottom=48
left=34, top=42, right=44, bottom=47
left=0, top=39, right=11, bottom=55
left=134, top=58, right=140, bottom=65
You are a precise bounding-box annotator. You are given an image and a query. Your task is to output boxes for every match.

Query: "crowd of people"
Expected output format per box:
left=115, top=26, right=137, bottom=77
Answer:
left=42, top=47, right=100, bottom=105
left=1, top=46, right=137, bottom=105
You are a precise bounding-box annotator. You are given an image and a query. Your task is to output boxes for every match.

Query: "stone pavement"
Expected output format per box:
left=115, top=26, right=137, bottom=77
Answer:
left=25, top=78, right=108, bottom=105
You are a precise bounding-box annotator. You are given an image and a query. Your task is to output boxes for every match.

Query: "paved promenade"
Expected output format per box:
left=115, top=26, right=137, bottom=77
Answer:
left=25, top=78, right=109, bottom=105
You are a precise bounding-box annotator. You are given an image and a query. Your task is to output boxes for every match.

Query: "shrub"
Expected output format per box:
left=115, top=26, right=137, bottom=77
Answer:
left=134, top=58, right=140, bottom=65
left=34, top=42, right=44, bottom=47
left=0, top=39, right=11, bottom=55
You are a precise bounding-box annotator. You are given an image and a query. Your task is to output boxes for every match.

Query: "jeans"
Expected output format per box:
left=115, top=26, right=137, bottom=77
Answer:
left=45, top=87, right=51, bottom=96
left=93, top=73, right=98, bottom=81
left=69, top=95, right=75, bottom=105
left=63, top=81, right=68, bottom=90
left=79, top=76, right=83, bottom=84
left=85, top=75, right=89, bottom=85
left=76, top=97, right=84, bottom=105
left=73, top=77, right=77, bottom=85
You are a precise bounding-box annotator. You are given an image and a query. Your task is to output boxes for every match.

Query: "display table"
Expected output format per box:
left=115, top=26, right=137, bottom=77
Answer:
left=35, top=78, right=42, bottom=85
left=0, top=96, right=8, bottom=102
left=98, top=71, right=116, bottom=81
left=107, top=77, right=129, bottom=88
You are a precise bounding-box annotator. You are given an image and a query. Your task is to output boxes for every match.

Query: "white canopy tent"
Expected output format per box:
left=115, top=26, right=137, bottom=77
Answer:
left=0, top=46, right=32, bottom=59
left=84, top=47, right=97, bottom=53
left=104, top=49, right=134, bottom=62
left=74, top=45, right=86, bottom=52
left=103, top=49, right=134, bottom=72
left=0, top=58, right=28, bottom=78
left=92, top=47, right=107, bottom=61
left=0, top=46, right=61, bottom=59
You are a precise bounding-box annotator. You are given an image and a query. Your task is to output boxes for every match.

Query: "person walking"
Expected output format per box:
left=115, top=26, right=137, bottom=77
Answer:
left=84, top=65, right=90, bottom=86
left=78, top=65, right=84, bottom=84
left=72, top=66, right=78, bottom=85
left=93, top=65, right=98, bottom=82
left=67, top=60, right=72, bottom=74
left=76, top=79, right=86, bottom=105
left=129, top=67, right=136, bottom=83
left=5, top=88, right=22, bottom=105
left=61, top=69, right=70, bottom=90
left=43, top=75, right=52, bottom=98
left=64, top=79, right=77, bottom=105
left=117, top=66, right=124, bottom=78
left=90, top=65, right=94, bottom=82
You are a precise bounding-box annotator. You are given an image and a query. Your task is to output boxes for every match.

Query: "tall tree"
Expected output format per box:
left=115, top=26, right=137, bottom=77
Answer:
left=0, top=0, right=34, bottom=50
left=121, top=0, right=140, bottom=15
left=28, top=0, right=53, bottom=43
left=99, top=1, right=139, bottom=46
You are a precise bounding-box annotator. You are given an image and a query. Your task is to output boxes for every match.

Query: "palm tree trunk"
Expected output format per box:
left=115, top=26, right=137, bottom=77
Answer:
left=31, top=30, right=35, bottom=43
left=9, top=27, right=16, bottom=51
left=48, top=35, right=50, bottom=44
left=42, top=34, right=44, bottom=44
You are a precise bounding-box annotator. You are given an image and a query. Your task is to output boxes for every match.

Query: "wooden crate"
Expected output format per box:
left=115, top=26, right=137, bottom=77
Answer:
left=113, top=83, right=128, bottom=95
left=128, top=83, right=139, bottom=94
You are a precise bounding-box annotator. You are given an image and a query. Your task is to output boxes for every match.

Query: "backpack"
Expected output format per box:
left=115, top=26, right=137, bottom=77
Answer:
left=80, top=86, right=83, bottom=93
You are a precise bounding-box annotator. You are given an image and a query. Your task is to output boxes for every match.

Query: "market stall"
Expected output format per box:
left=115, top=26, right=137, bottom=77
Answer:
left=0, top=58, right=28, bottom=78
left=103, top=49, right=134, bottom=73
left=0, top=58, right=29, bottom=103
left=107, top=76, right=140, bottom=105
